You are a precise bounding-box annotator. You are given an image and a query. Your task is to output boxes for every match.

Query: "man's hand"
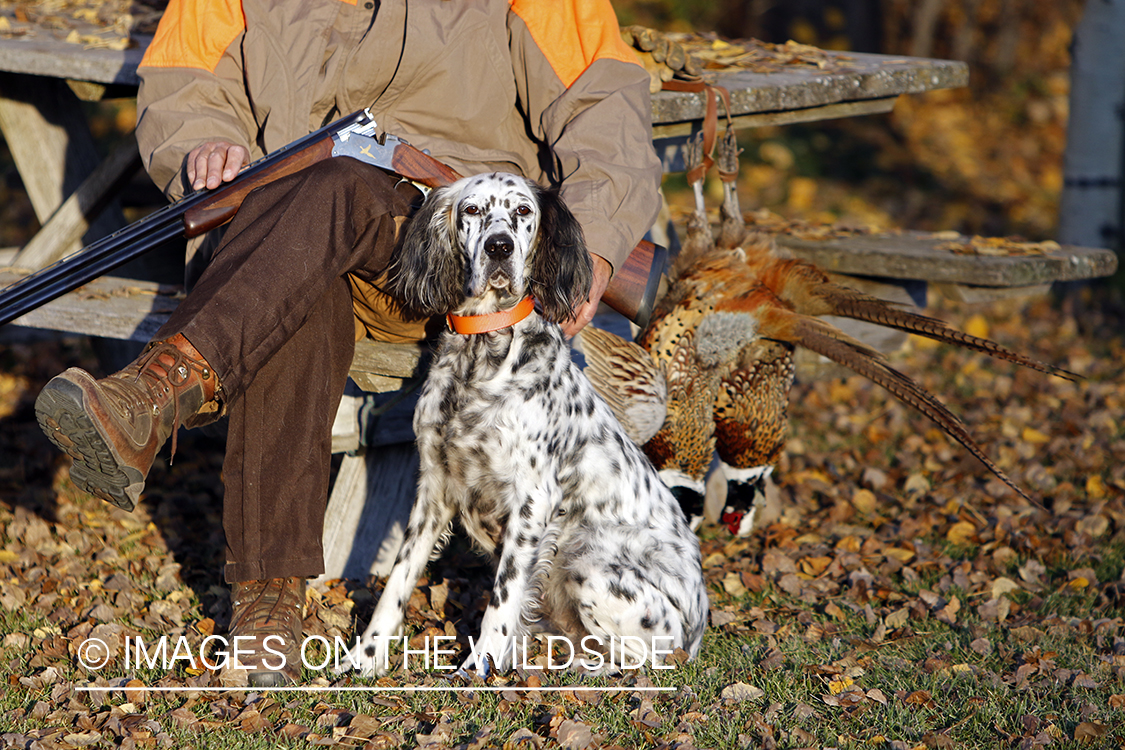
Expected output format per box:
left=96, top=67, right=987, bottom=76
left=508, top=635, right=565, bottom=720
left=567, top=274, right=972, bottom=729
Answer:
left=187, top=140, right=250, bottom=191
left=561, top=253, right=612, bottom=338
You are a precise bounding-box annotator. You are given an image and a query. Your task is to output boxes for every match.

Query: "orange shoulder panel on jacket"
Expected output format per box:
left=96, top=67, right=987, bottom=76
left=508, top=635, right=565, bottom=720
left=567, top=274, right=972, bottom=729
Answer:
left=509, top=0, right=640, bottom=87
left=139, top=0, right=246, bottom=72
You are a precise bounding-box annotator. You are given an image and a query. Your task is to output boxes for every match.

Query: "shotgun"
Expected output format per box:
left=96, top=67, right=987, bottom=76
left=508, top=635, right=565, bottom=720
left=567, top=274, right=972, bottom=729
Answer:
left=0, top=109, right=666, bottom=330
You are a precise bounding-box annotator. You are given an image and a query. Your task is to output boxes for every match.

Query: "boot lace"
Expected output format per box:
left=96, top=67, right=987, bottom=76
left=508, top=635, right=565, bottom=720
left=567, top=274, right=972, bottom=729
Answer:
left=130, top=340, right=216, bottom=459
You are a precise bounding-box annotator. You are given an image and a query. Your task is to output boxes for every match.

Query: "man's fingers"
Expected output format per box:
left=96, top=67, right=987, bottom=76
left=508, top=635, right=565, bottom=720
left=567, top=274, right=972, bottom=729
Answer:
left=187, top=142, right=249, bottom=190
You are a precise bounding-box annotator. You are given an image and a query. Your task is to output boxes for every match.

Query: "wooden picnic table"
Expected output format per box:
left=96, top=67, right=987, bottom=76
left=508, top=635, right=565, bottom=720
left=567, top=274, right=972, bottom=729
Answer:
left=0, top=28, right=984, bottom=378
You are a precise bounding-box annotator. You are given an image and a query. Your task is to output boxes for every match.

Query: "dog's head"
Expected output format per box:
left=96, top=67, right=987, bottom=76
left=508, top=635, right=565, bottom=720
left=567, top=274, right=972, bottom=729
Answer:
left=386, top=173, right=593, bottom=323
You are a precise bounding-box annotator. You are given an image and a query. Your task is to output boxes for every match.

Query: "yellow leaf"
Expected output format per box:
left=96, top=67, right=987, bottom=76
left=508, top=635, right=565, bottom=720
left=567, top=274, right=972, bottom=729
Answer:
left=800, top=556, right=831, bottom=577
left=852, top=489, right=877, bottom=514
left=1086, top=475, right=1107, bottom=500
left=1022, top=427, right=1051, bottom=445
left=0, top=550, right=18, bottom=564
left=702, top=552, right=727, bottom=569
left=885, top=547, right=915, bottom=563
left=722, top=571, right=747, bottom=597
left=964, top=314, right=990, bottom=339
left=946, top=521, right=977, bottom=546
left=827, top=676, right=854, bottom=694
left=1069, top=577, right=1090, bottom=590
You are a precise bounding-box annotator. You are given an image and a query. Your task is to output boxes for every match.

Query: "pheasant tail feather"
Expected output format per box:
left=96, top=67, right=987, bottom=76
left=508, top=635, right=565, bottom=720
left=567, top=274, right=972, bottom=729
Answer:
left=791, top=316, right=1040, bottom=507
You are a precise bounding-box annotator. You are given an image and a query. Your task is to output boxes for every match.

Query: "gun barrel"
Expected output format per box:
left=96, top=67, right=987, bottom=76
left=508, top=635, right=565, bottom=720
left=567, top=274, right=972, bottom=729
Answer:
left=0, top=110, right=375, bottom=328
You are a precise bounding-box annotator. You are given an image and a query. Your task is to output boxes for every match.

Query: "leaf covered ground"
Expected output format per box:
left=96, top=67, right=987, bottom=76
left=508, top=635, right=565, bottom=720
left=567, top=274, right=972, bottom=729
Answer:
left=1, top=287, right=1123, bottom=749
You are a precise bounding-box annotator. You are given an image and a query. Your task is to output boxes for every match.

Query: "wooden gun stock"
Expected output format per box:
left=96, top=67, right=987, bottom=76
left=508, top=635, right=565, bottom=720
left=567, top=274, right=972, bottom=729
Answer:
left=600, top=239, right=666, bottom=331
left=182, top=138, right=336, bottom=238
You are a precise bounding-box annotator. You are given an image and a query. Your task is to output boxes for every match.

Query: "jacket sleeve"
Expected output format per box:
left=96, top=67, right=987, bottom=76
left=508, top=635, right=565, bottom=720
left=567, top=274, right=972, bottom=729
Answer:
left=507, top=1, right=663, bottom=273
left=135, top=0, right=257, bottom=201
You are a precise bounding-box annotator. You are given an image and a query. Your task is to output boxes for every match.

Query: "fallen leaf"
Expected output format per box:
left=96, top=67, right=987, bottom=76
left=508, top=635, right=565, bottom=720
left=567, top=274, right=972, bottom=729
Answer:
left=946, top=521, right=976, bottom=546
left=885, top=608, right=910, bottom=629
left=556, top=720, right=594, bottom=750
left=721, top=682, right=765, bottom=703
left=1074, top=721, right=1107, bottom=743
left=903, top=690, right=936, bottom=708
left=852, top=489, right=877, bottom=513
left=722, top=571, right=747, bottom=597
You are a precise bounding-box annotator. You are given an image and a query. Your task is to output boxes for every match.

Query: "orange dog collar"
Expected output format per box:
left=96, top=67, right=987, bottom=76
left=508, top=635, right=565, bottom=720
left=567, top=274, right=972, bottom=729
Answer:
left=446, top=296, right=536, bottom=334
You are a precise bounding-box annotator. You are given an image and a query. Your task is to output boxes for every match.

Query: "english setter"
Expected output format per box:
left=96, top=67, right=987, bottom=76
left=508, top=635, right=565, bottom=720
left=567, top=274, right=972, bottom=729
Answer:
left=348, top=173, right=708, bottom=677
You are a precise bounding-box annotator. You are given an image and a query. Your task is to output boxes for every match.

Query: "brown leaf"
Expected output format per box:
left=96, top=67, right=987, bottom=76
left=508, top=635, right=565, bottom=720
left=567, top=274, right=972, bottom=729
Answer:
left=1074, top=722, right=1107, bottom=743
left=885, top=608, right=909, bottom=629
left=903, top=690, right=936, bottom=708
left=922, top=731, right=955, bottom=749
left=969, top=636, right=993, bottom=656
left=556, top=720, right=594, bottom=750
left=1072, top=673, right=1100, bottom=688
left=866, top=688, right=888, bottom=705
left=936, top=596, right=960, bottom=624
left=977, top=597, right=1010, bottom=623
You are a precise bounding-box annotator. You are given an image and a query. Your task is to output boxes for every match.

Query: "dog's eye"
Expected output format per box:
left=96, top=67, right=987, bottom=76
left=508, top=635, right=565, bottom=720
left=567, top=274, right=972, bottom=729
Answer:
left=463, top=204, right=480, bottom=215
left=516, top=205, right=532, bottom=216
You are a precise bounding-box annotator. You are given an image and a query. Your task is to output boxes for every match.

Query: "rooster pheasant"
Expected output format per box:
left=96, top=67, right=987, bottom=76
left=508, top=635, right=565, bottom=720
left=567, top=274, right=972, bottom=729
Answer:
left=582, top=128, right=1077, bottom=536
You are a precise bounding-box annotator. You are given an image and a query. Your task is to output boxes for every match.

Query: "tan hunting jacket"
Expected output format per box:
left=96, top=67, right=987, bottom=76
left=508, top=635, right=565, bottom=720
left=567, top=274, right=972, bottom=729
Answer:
left=135, top=0, right=663, bottom=276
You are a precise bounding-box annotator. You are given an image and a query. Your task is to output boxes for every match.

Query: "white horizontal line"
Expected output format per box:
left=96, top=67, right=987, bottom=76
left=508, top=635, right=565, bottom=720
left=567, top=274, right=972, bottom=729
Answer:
left=75, top=685, right=674, bottom=693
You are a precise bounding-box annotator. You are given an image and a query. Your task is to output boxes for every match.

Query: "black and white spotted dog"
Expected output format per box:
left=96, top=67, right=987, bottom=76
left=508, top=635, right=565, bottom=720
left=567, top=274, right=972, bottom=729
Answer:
left=348, top=173, right=708, bottom=677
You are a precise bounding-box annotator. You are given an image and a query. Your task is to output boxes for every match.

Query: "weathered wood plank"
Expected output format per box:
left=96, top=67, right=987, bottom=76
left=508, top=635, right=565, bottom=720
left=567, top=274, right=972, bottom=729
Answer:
left=0, top=35, right=147, bottom=86
left=0, top=35, right=965, bottom=127
left=775, top=232, right=1118, bottom=287
left=650, top=51, right=968, bottom=127
left=314, top=446, right=416, bottom=586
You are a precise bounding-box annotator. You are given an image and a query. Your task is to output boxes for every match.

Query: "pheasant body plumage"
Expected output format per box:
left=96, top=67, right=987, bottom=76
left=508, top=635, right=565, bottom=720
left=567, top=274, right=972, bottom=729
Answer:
left=582, top=127, right=1076, bottom=535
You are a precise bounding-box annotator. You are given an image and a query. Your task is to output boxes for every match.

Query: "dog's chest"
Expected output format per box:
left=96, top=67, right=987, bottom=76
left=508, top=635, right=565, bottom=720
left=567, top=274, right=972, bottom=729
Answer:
left=415, top=328, right=565, bottom=457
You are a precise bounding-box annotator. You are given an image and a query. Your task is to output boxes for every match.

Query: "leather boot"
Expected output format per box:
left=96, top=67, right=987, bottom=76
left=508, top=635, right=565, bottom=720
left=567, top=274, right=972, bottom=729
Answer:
left=223, top=577, right=306, bottom=687
left=35, top=333, right=222, bottom=511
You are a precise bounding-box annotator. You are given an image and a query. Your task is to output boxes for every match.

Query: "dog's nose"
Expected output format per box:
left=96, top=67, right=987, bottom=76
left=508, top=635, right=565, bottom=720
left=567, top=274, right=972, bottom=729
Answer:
left=484, top=235, right=513, bottom=257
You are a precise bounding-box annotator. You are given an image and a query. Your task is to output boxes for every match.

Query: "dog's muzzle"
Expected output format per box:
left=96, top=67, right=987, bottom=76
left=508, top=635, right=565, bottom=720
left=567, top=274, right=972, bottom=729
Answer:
left=484, top=233, right=514, bottom=258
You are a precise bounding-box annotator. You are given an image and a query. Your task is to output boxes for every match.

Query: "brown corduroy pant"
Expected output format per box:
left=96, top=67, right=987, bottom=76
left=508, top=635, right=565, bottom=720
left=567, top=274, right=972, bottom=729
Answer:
left=155, top=157, right=417, bottom=583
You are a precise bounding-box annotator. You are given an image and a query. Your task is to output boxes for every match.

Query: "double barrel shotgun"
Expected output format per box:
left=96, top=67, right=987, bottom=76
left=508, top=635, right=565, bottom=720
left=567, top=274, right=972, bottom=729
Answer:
left=0, top=109, right=665, bottom=332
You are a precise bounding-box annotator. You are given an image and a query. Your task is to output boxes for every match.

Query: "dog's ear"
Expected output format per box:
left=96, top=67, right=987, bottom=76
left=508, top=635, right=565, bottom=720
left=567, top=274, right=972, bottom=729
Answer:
left=530, top=187, right=593, bottom=324
left=385, top=185, right=464, bottom=318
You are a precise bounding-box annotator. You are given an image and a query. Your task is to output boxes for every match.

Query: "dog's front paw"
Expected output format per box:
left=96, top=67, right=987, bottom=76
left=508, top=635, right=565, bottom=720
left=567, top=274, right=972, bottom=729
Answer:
left=342, top=635, right=395, bottom=678
left=455, top=651, right=494, bottom=680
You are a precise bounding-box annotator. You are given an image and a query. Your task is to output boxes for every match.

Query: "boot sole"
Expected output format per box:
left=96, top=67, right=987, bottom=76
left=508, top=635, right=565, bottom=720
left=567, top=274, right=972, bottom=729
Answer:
left=35, top=378, right=144, bottom=512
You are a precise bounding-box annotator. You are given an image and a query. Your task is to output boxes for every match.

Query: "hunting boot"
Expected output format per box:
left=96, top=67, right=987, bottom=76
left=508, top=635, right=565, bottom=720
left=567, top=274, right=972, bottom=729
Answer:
left=223, top=577, right=306, bottom=687
left=34, top=333, right=222, bottom=511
